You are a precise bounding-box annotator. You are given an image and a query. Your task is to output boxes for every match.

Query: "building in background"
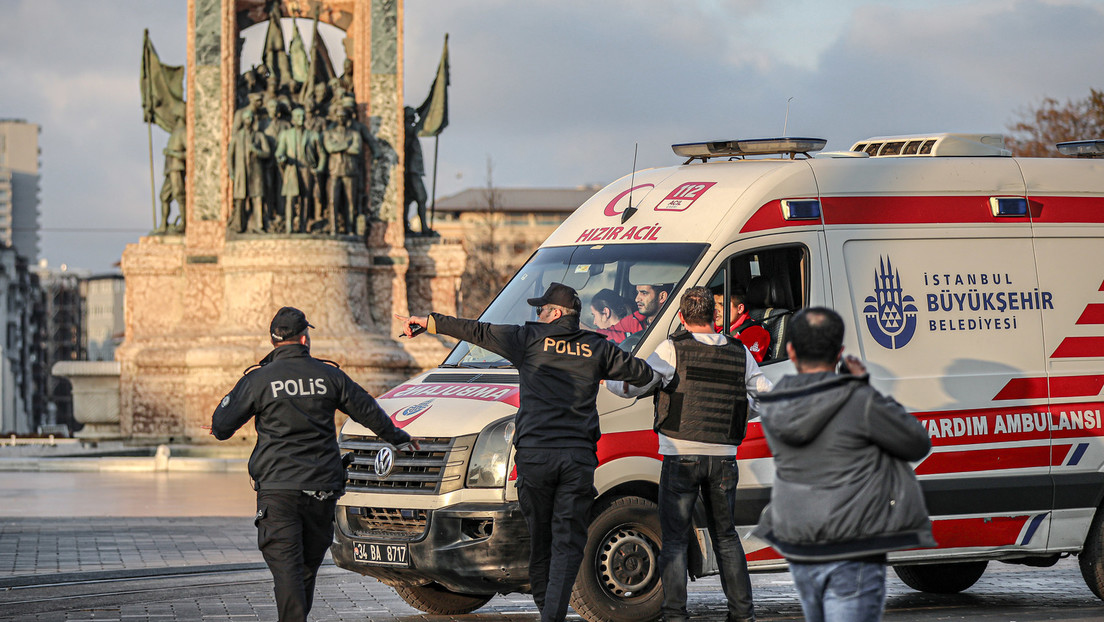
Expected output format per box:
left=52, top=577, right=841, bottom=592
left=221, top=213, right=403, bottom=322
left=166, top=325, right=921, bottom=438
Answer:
left=0, top=120, right=41, bottom=263
left=81, top=274, right=125, bottom=362
left=34, top=261, right=85, bottom=433
left=432, top=186, right=598, bottom=315
left=0, top=119, right=47, bottom=435
left=0, top=248, right=44, bottom=435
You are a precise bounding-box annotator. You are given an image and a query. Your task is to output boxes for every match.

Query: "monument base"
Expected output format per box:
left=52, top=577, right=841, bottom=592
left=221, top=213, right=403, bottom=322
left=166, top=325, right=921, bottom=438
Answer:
left=118, top=235, right=464, bottom=442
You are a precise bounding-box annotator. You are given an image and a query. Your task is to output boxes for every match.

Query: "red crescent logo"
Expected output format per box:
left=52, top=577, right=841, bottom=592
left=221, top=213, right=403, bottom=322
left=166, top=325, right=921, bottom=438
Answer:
left=603, top=184, right=655, bottom=217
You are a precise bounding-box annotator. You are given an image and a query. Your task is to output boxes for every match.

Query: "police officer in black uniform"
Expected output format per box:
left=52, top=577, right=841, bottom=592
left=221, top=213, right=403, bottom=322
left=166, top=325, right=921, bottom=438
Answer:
left=211, top=307, right=417, bottom=622
left=396, top=283, right=656, bottom=622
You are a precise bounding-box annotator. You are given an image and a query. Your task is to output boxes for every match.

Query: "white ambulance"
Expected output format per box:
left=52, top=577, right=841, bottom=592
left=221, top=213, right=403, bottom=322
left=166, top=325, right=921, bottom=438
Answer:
left=332, top=133, right=1104, bottom=621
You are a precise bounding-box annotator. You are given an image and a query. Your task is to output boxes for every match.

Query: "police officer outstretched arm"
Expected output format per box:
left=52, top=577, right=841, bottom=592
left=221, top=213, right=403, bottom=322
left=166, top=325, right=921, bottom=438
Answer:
left=398, top=283, right=653, bottom=622
left=210, top=307, right=417, bottom=622
left=396, top=312, right=526, bottom=364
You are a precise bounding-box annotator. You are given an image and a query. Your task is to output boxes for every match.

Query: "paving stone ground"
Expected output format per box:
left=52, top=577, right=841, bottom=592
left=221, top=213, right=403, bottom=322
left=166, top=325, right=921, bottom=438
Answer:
left=1, top=517, right=1103, bottom=621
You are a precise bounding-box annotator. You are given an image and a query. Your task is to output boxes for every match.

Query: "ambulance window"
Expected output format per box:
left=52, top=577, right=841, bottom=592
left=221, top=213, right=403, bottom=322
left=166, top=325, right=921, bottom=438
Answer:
left=705, top=245, right=807, bottom=364
left=880, top=141, right=905, bottom=156
left=443, top=242, right=708, bottom=366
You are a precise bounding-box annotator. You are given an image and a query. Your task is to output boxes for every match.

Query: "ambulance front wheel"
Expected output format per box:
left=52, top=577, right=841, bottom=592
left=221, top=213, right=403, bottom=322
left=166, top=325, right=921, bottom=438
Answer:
left=393, top=582, right=493, bottom=615
left=1079, top=505, right=1104, bottom=599
left=570, top=495, right=663, bottom=622
left=893, top=561, right=987, bottom=594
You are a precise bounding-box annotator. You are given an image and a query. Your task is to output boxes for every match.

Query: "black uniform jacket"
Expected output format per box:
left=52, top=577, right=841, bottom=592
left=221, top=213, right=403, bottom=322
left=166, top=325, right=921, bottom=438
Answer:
left=430, top=313, right=655, bottom=451
left=211, top=344, right=411, bottom=491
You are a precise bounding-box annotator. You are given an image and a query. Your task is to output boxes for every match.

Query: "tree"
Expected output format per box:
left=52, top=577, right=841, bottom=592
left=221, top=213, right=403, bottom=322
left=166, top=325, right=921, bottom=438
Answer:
left=1006, top=89, right=1104, bottom=157
left=459, top=158, right=509, bottom=317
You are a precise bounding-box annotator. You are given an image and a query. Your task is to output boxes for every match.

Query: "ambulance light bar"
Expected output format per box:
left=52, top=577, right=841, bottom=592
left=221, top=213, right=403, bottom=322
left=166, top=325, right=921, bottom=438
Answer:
left=672, top=137, right=827, bottom=162
left=1056, top=140, right=1104, bottom=158
left=781, top=199, right=821, bottom=221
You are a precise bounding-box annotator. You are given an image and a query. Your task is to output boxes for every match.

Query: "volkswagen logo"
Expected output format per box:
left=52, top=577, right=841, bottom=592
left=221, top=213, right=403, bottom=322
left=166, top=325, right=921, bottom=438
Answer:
left=374, top=446, right=395, bottom=478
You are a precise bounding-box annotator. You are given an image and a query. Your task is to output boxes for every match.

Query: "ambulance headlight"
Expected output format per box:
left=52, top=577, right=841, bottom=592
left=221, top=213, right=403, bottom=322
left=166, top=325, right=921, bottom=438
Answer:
left=466, top=416, right=516, bottom=488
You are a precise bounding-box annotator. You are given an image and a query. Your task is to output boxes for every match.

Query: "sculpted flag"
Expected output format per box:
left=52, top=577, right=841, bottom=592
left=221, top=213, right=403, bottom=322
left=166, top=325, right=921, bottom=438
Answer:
left=263, top=6, right=292, bottom=90
left=416, top=34, right=450, bottom=137
left=289, top=19, right=309, bottom=84
left=300, top=15, right=336, bottom=102
left=140, top=29, right=185, bottom=132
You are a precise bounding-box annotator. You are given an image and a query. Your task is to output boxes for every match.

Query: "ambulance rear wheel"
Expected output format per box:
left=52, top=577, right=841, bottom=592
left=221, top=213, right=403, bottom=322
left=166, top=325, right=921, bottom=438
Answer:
left=394, top=582, right=493, bottom=615
left=893, top=561, right=988, bottom=594
left=570, top=495, right=663, bottom=622
left=1079, top=507, right=1104, bottom=599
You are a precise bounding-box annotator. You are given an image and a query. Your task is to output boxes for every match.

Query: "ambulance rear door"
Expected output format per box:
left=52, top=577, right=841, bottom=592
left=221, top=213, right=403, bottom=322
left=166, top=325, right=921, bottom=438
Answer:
left=1020, top=156, right=1104, bottom=553
left=815, top=156, right=1054, bottom=560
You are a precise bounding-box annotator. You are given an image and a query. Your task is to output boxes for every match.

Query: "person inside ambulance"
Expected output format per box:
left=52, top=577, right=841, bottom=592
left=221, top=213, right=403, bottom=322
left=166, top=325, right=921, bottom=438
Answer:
left=714, top=287, right=771, bottom=363
left=589, top=288, right=645, bottom=345
left=635, top=282, right=672, bottom=328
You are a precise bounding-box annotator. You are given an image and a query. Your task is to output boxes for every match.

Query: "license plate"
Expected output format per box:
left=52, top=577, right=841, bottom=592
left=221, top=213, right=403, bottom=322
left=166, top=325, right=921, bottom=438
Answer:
left=353, top=541, right=409, bottom=567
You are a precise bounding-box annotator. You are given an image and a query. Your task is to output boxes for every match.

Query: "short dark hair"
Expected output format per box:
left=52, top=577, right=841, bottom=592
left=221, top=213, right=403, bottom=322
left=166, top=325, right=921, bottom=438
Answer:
left=730, top=287, right=748, bottom=307
left=679, top=287, right=714, bottom=326
left=788, top=307, right=845, bottom=366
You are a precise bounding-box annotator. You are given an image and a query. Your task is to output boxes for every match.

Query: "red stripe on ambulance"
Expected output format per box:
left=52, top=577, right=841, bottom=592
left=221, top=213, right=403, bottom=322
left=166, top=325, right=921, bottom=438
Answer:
left=994, top=376, right=1104, bottom=400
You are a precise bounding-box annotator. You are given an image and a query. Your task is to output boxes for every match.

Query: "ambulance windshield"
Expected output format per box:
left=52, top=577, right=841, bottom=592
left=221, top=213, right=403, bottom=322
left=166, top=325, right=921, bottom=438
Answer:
left=443, top=243, right=708, bottom=367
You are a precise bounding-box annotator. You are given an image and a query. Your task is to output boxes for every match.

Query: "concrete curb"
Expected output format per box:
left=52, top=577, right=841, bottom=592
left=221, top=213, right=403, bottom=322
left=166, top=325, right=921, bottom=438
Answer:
left=0, top=456, right=248, bottom=472
left=0, top=562, right=272, bottom=588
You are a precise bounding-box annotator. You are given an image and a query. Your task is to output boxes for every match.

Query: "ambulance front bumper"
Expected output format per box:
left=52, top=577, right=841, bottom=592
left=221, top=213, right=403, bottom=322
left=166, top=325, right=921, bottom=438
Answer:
left=331, top=501, right=531, bottom=595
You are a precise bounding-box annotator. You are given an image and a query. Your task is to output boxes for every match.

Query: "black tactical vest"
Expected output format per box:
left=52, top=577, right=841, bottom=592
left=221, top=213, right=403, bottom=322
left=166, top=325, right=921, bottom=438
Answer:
left=654, top=330, right=749, bottom=445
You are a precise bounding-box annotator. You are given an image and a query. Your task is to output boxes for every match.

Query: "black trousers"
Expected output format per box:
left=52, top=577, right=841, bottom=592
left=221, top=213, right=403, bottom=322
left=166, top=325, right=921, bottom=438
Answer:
left=514, top=447, right=597, bottom=622
left=255, top=490, right=337, bottom=622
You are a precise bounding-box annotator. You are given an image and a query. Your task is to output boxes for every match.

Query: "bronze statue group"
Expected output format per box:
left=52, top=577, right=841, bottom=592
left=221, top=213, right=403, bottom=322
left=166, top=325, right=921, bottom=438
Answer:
left=227, top=70, right=404, bottom=237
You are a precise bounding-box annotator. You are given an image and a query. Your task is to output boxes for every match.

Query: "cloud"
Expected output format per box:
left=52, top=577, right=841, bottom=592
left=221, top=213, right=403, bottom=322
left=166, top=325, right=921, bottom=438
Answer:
left=2, top=0, right=1102, bottom=272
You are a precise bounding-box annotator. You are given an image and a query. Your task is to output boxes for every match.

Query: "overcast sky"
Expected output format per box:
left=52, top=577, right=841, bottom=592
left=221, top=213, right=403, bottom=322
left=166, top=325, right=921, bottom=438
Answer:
left=1, top=0, right=1102, bottom=273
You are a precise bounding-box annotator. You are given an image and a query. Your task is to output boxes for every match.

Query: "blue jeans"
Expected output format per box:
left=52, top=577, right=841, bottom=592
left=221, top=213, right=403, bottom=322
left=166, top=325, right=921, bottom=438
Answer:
left=789, top=559, right=887, bottom=622
left=658, top=455, right=754, bottom=622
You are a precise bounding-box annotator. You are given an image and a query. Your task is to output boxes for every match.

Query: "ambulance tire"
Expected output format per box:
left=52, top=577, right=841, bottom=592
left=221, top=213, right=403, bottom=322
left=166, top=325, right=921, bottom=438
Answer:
left=893, top=561, right=988, bottom=594
left=570, top=495, right=663, bottom=622
left=1079, top=507, right=1104, bottom=599
left=393, top=582, right=493, bottom=615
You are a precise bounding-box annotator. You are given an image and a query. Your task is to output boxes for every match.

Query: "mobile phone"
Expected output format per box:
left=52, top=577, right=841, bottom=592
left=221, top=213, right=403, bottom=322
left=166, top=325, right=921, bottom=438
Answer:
left=836, top=357, right=851, bottom=375
left=398, top=324, right=427, bottom=338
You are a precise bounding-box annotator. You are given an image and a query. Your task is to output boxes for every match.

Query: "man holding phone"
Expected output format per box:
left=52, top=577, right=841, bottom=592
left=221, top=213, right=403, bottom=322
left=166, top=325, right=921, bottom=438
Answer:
left=753, top=307, right=933, bottom=621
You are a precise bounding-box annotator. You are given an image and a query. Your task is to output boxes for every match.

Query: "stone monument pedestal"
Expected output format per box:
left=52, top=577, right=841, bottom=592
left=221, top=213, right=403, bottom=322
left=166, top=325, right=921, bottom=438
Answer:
left=117, top=234, right=464, bottom=442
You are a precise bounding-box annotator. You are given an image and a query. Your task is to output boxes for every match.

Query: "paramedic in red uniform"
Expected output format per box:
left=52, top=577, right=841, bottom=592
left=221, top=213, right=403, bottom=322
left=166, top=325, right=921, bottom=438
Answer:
left=396, top=283, right=656, bottom=622
left=635, top=282, right=672, bottom=327
left=589, top=288, right=645, bottom=344
left=715, top=289, right=770, bottom=363
left=210, top=307, right=418, bottom=622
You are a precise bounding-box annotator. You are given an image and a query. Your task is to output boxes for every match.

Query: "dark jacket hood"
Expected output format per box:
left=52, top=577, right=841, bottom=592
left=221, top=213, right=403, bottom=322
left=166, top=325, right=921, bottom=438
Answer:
left=759, top=372, right=869, bottom=446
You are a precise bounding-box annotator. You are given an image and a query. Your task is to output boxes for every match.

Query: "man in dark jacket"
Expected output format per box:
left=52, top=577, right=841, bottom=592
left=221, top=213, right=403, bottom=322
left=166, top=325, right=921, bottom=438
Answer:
left=752, top=307, right=934, bottom=622
left=211, top=307, right=416, bottom=622
left=396, top=282, right=655, bottom=622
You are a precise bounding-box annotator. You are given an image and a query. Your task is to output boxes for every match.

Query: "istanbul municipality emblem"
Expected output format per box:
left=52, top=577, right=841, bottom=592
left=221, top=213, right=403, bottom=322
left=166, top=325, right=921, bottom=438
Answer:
left=864, top=256, right=918, bottom=349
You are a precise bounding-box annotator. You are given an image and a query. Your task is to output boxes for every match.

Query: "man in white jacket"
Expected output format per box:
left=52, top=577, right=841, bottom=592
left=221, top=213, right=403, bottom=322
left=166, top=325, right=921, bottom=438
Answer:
left=608, top=286, right=771, bottom=622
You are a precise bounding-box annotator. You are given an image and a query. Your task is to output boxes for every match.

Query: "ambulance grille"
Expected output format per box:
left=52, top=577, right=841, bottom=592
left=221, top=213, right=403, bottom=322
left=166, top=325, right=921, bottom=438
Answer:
left=341, top=435, right=475, bottom=495
left=344, top=507, right=428, bottom=540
